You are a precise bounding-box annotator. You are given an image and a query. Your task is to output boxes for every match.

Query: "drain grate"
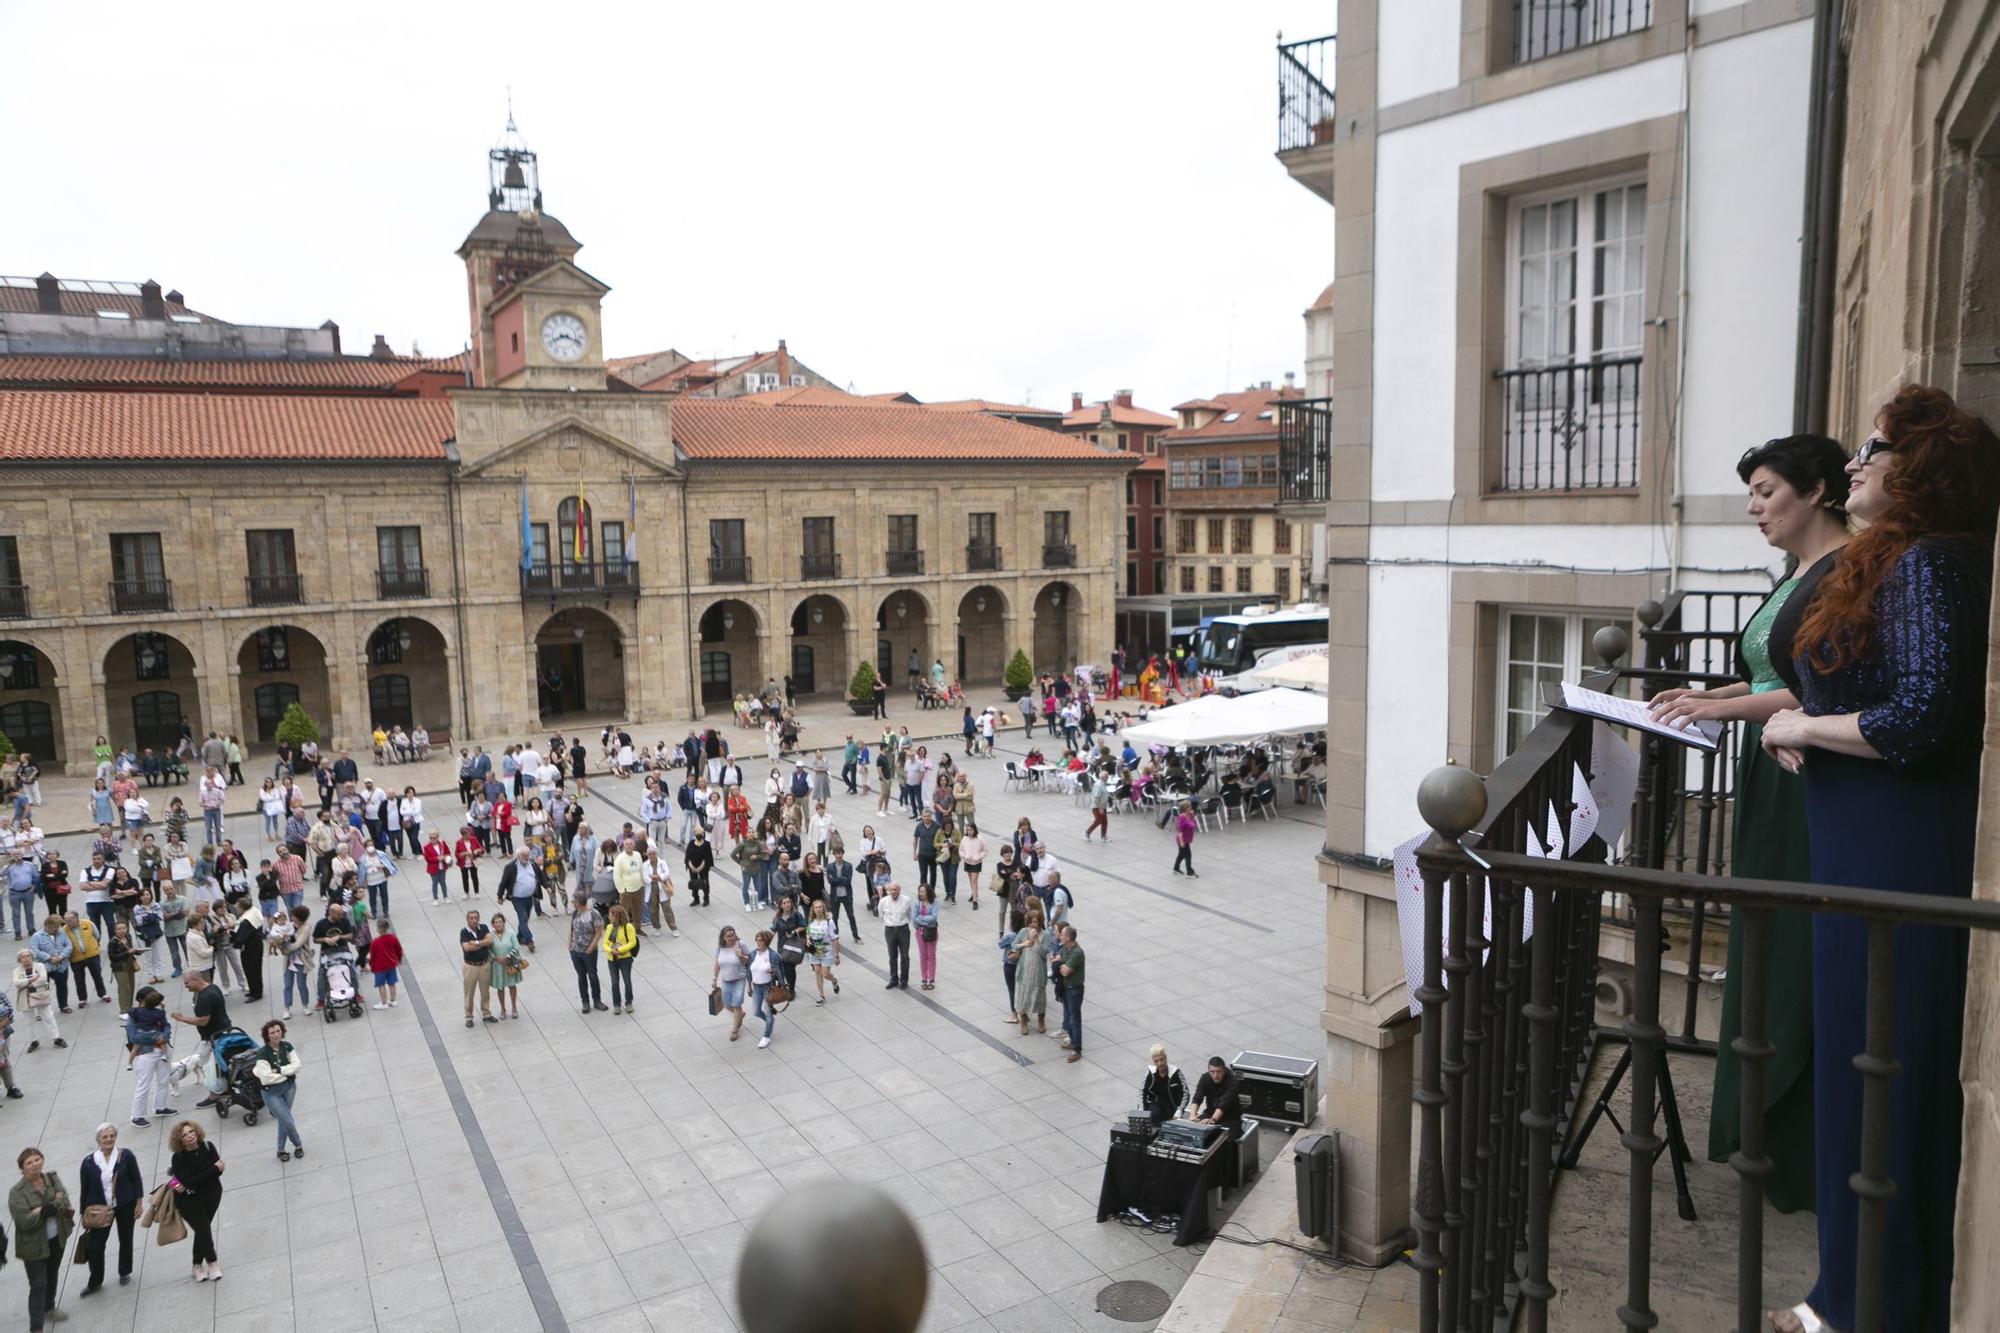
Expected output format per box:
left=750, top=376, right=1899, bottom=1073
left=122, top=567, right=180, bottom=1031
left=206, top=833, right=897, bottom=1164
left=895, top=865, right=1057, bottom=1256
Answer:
left=1097, top=1279, right=1174, bottom=1322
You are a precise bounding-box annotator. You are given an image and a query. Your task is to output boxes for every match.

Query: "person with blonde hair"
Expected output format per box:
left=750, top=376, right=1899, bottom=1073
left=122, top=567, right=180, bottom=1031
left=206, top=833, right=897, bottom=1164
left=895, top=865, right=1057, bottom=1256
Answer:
left=166, top=1118, right=225, bottom=1280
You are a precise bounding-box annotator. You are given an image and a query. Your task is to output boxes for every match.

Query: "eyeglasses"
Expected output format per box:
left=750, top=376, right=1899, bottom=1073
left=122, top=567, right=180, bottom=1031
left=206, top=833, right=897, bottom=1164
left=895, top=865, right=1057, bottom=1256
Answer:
left=1854, top=435, right=1895, bottom=468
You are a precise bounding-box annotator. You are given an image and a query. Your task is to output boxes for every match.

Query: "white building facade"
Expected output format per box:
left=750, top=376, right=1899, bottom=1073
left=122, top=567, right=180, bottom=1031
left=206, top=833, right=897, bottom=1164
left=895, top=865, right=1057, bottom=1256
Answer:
left=1280, top=0, right=1820, bottom=1260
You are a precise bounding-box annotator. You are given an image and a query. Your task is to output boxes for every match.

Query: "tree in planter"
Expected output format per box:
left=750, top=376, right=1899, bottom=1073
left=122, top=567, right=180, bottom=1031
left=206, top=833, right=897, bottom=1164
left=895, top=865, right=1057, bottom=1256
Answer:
left=1003, top=648, right=1034, bottom=697
left=0, top=730, right=14, bottom=761
left=849, top=659, right=880, bottom=703
left=273, top=702, right=321, bottom=748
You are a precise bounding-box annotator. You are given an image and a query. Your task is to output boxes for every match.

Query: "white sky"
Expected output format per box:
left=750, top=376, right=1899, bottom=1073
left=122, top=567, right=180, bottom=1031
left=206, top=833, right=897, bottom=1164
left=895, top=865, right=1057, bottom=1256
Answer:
left=8, top=1, right=1335, bottom=412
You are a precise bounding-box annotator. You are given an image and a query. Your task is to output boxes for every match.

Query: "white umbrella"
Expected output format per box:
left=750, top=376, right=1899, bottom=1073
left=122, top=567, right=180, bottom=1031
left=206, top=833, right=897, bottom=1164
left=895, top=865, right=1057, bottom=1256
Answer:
left=1121, top=688, right=1328, bottom=747
left=1249, top=653, right=1328, bottom=691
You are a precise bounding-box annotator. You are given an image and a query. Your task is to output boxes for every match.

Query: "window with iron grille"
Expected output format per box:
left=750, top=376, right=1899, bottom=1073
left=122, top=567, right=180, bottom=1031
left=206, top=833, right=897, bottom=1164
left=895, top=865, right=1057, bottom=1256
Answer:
left=1180, top=565, right=1196, bottom=593
left=1206, top=519, right=1224, bottom=552
left=1235, top=566, right=1253, bottom=594
left=377, top=526, right=423, bottom=575
left=887, top=514, right=918, bottom=552
left=1511, top=0, right=1652, bottom=65
left=1274, top=522, right=1292, bottom=554
left=1207, top=566, right=1223, bottom=593
left=1043, top=511, right=1071, bottom=546
left=1176, top=519, right=1197, bottom=554
left=1275, top=567, right=1291, bottom=601
left=1231, top=518, right=1254, bottom=554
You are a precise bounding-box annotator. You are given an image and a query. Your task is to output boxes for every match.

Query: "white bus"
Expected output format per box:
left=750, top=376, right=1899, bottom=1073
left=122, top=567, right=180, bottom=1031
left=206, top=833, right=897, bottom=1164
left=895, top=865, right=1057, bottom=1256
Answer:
left=1193, top=605, right=1330, bottom=693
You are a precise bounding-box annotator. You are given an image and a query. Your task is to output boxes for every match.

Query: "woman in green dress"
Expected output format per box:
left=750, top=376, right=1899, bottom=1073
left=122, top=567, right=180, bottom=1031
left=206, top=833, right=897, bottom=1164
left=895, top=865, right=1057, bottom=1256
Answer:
left=1649, top=433, right=1850, bottom=1213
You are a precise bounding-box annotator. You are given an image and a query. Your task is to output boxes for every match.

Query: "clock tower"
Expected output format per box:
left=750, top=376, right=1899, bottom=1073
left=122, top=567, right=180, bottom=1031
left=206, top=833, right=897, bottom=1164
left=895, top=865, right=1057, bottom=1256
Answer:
left=457, top=115, right=608, bottom=390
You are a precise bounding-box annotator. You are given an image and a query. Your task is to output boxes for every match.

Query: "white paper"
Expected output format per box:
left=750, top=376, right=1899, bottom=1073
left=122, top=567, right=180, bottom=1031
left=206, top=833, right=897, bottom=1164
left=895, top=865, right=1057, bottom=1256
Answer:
left=1392, top=829, right=1535, bottom=1019
left=170, top=857, right=194, bottom=881
left=1557, top=682, right=1721, bottom=750
left=1588, top=721, right=1642, bottom=851
left=1568, top=762, right=1600, bottom=850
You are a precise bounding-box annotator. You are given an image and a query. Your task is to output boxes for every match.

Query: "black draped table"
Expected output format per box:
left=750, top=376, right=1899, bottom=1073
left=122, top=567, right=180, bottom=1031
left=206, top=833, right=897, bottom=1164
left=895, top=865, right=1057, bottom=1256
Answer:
left=1095, top=1133, right=1231, bottom=1246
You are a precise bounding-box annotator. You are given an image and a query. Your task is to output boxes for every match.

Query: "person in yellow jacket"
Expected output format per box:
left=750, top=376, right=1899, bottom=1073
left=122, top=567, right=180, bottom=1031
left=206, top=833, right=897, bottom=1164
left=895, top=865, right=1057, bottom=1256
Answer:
left=63, top=910, right=111, bottom=1005
left=602, top=905, right=639, bottom=1016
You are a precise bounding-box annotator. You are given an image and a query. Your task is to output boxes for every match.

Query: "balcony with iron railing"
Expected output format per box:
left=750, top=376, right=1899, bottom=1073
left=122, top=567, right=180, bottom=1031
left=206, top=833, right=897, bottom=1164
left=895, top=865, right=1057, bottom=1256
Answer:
left=706, top=554, right=752, bottom=584
left=1041, top=543, right=1076, bottom=569
left=966, top=543, right=1002, bottom=573
left=521, top=559, right=640, bottom=599
left=376, top=567, right=430, bottom=599
left=1276, top=33, right=1337, bottom=203
left=246, top=572, right=305, bottom=606
left=885, top=548, right=924, bottom=577
left=1511, top=0, right=1653, bottom=65
left=799, top=552, right=841, bottom=581
left=0, top=584, right=28, bottom=619
left=109, top=577, right=172, bottom=614
left=1402, top=596, right=2000, bottom=1330
left=1495, top=355, right=1643, bottom=491
left=1276, top=397, right=1332, bottom=507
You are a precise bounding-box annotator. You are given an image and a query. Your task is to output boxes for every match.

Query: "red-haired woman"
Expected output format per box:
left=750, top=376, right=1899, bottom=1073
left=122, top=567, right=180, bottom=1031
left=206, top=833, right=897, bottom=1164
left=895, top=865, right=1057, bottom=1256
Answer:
left=1761, top=385, right=2000, bottom=1333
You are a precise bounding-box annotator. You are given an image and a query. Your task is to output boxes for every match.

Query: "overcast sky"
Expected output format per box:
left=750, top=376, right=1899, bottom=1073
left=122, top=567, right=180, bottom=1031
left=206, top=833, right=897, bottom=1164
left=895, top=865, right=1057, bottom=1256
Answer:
left=10, top=2, right=1334, bottom=411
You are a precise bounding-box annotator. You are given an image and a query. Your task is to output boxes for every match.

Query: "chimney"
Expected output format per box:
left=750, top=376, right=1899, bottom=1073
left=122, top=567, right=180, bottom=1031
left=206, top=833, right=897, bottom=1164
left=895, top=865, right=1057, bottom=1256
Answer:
left=34, top=272, right=60, bottom=314
left=165, top=289, right=185, bottom=308
left=1260, top=380, right=1272, bottom=390
left=1114, top=389, right=1133, bottom=409
left=1071, top=392, right=1083, bottom=412
left=319, top=319, right=342, bottom=355
left=139, top=279, right=167, bottom=320
left=1283, top=371, right=1296, bottom=389
left=776, top=338, right=791, bottom=384
left=370, top=334, right=393, bottom=359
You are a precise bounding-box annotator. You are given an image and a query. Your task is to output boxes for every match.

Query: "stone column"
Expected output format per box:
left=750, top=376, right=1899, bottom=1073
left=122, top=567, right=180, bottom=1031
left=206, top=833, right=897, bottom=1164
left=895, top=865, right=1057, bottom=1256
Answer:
left=1320, top=859, right=1418, bottom=1264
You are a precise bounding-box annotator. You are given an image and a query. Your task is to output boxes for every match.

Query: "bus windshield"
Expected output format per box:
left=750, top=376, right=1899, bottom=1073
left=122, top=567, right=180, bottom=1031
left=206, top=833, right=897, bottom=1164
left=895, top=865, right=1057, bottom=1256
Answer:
left=1196, top=615, right=1327, bottom=675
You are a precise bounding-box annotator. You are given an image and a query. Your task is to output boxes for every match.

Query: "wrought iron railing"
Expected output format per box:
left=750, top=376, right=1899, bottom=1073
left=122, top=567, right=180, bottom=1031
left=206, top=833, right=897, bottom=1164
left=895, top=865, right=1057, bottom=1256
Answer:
left=1042, top=543, right=1076, bottom=568
left=246, top=572, right=305, bottom=606
left=0, top=584, right=29, bottom=619
left=707, top=554, right=752, bottom=584
left=1514, top=0, right=1652, bottom=65
left=1277, top=34, right=1337, bottom=154
left=376, top=567, right=430, bottom=599
left=966, top=544, right=1003, bottom=573
left=1409, top=681, right=2000, bottom=1331
left=1277, top=397, right=1333, bottom=504
left=800, top=552, right=841, bottom=580
left=1495, top=356, right=1642, bottom=492
left=886, top=549, right=924, bottom=577
left=109, top=577, right=172, bottom=614
left=521, top=560, right=640, bottom=597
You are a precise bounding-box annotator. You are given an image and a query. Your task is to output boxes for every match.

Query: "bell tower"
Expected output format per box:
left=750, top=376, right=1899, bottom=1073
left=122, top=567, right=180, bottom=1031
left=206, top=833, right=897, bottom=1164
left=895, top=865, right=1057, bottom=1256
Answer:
left=457, top=110, right=585, bottom=388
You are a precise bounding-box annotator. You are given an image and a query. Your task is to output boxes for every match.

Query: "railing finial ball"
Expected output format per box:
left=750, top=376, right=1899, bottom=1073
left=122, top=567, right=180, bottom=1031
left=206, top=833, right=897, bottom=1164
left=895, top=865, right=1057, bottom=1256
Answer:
left=1592, top=624, right=1630, bottom=666
left=738, top=1180, right=928, bottom=1333
left=1418, top=763, right=1486, bottom=840
left=1636, top=599, right=1664, bottom=629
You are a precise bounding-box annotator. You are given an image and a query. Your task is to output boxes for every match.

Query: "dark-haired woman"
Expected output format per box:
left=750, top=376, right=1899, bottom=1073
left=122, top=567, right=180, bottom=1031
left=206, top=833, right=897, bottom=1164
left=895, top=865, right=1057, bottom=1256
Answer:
left=1760, top=386, right=2000, bottom=1333
left=1651, top=433, right=1852, bottom=1215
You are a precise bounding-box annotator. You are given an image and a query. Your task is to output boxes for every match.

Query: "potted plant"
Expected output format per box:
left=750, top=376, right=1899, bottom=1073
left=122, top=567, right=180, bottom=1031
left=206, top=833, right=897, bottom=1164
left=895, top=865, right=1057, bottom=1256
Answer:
left=847, top=660, right=881, bottom=716
left=1003, top=648, right=1034, bottom=702
left=274, top=701, right=321, bottom=749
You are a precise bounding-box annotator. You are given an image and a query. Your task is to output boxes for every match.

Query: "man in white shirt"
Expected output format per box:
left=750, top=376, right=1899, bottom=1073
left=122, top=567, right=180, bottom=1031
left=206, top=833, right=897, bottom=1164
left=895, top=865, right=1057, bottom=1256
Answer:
left=361, top=781, right=389, bottom=849
left=1031, top=843, right=1060, bottom=892
left=519, top=745, right=543, bottom=796
left=877, top=880, right=912, bottom=990
left=640, top=846, right=676, bottom=936
left=198, top=768, right=228, bottom=846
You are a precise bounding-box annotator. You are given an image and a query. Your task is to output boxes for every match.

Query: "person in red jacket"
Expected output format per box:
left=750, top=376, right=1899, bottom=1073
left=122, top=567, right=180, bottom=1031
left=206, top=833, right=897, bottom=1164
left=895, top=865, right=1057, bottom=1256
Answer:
left=453, top=827, right=484, bottom=898
left=367, top=921, right=403, bottom=1009
left=493, top=796, right=517, bottom=857
left=422, top=833, right=452, bottom=902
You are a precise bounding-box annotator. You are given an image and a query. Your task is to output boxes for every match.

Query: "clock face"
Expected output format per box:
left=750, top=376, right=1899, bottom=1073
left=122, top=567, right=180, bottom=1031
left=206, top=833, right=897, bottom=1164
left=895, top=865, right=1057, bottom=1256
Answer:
left=540, top=313, right=588, bottom=362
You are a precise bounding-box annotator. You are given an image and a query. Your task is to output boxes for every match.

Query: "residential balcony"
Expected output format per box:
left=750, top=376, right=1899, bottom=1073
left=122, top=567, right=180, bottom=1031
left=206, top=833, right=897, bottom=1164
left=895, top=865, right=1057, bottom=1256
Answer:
left=376, top=567, right=430, bottom=599
left=1041, top=543, right=1076, bottom=569
left=109, top=577, right=173, bottom=614
left=521, top=559, right=641, bottom=599
left=885, top=548, right=924, bottom=577
left=1511, top=0, right=1652, bottom=65
left=1494, top=355, right=1643, bottom=492
left=966, top=544, right=1003, bottom=573
left=1401, top=595, right=1996, bottom=1329
left=0, top=584, right=28, bottom=619
left=799, top=552, right=842, bottom=581
left=246, top=572, right=306, bottom=607
left=1276, top=396, right=1332, bottom=508
left=1275, top=33, right=1336, bottom=204
left=707, top=554, right=752, bottom=584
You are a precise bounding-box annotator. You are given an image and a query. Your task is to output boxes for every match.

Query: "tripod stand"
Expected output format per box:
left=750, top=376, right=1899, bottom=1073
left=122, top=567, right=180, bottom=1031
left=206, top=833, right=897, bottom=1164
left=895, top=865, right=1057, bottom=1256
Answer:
left=1557, top=1033, right=1698, bottom=1222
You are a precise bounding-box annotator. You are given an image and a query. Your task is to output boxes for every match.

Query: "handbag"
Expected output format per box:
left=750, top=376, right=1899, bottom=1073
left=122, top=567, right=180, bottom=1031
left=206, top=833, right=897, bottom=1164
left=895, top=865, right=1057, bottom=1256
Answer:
left=765, top=976, right=793, bottom=1007
left=706, top=985, right=723, bottom=1017
left=82, top=1204, right=116, bottom=1229
left=504, top=954, right=528, bottom=976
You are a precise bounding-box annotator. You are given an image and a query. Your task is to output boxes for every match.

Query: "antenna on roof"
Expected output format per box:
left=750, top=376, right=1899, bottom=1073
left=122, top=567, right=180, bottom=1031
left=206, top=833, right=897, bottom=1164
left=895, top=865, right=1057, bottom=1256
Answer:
left=505, top=86, right=516, bottom=134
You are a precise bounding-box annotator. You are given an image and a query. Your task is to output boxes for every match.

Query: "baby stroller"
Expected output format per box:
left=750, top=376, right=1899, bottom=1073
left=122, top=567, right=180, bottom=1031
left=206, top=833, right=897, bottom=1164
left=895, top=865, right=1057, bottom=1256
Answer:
left=319, top=947, right=365, bottom=1023
left=207, top=1027, right=265, bottom=1126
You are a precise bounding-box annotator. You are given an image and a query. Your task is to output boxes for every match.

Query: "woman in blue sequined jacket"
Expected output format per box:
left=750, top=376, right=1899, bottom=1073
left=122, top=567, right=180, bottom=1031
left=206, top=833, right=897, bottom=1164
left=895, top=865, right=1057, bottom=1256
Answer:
left=1760, top=384, right=2000, bottom=1333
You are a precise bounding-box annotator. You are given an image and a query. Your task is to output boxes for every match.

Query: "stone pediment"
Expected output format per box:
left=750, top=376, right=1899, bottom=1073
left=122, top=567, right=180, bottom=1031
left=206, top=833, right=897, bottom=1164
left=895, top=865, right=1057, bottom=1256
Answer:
left=461, top=413, right=681, bottom=480
left=484, top=259, right=610, bottom=317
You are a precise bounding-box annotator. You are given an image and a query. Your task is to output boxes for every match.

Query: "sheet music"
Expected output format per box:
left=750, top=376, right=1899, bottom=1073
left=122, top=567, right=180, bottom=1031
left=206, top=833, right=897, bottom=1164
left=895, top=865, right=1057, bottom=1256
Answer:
left=1556, top=682, right=1721, bottom=750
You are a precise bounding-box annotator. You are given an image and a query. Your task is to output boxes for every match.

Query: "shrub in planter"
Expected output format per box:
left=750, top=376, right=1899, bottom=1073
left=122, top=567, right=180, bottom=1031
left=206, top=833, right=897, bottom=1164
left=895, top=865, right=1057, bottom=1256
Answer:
left=1003, top=648, right=1033, bottom=700
left=847, top=660, right=881, bottom=714
left=273, top=702, right=321, bottom=748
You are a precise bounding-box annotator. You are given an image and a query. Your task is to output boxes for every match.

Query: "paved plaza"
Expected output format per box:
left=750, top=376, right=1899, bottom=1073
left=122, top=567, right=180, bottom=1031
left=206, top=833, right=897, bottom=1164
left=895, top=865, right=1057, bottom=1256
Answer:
left=0, top=716, right=1331, bottom=1332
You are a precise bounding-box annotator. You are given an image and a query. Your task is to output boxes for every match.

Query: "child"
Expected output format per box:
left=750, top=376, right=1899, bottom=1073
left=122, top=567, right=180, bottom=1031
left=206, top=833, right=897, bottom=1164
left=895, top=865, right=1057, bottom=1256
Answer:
left=368, top=920, right=403, bottom=1009
left=126, top=983, right=171, bottom=1069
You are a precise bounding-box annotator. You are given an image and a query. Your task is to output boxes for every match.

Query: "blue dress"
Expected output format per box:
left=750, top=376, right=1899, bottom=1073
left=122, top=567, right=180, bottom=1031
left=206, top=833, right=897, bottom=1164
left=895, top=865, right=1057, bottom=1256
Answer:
left=1795, top=538, right=1988, bottom=1331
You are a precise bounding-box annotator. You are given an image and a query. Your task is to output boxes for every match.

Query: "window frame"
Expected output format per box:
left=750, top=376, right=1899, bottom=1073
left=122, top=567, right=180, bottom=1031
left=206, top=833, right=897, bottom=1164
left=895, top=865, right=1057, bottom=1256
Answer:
left=376, top=525, right=423, bottom=574
left=1494, top=606, right=1628, bottom=759
left=1503, top=173, right=1648, bottom=373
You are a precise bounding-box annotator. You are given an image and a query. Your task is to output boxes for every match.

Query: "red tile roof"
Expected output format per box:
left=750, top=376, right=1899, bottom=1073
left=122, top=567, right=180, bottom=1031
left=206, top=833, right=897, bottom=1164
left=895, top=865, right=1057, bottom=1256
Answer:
left=0, top=353, right=466, bottom=393
left=1172, top=397, right=1231, bottom=412
left=0, top=390, right=454, bottom=462
left=673, top=396, right=1136, bottom=464
left=1062, top=400, right=1177, bottom=429
left=0, top=279, right=214, bottom=322
left=1307, top=282, right=1334, bottom=312
left=921, top=398, right=1062, bottom=418
left=1162, top=386, right=1304, bottom=441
